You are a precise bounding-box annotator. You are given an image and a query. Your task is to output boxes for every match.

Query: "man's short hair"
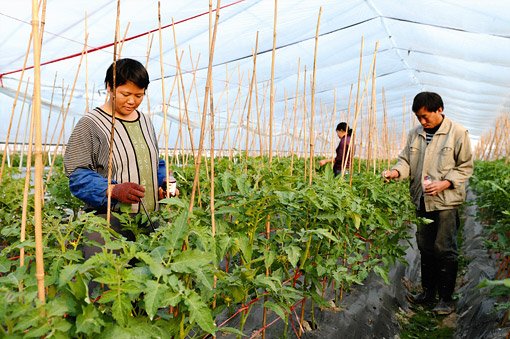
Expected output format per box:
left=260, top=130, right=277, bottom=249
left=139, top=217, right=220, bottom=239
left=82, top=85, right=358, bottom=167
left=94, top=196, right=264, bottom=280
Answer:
left=104, top=58, right=150, bottom=90
left=412, top=92, right=443, bottom=113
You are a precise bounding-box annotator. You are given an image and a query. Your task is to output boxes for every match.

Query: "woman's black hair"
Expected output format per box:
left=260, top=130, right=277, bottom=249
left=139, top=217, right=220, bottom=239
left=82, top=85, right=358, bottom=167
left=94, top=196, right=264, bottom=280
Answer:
left=104, top=58, right=150, bottom=90
left=336, top=122, right=352, bottom=136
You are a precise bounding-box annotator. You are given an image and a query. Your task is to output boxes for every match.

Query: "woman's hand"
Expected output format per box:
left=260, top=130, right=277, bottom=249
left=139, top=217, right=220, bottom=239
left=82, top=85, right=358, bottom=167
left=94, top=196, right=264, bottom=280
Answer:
left=111, top=182, right=145, bottom=204
left=319, top=159, right=330, bottom=166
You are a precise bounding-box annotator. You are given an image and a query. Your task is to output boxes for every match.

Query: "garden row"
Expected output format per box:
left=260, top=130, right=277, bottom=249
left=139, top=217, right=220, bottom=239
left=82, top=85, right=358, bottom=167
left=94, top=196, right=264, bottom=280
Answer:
left=0, top=156, right=418, bottom=338
left=469, top=159, right=510, bottom=333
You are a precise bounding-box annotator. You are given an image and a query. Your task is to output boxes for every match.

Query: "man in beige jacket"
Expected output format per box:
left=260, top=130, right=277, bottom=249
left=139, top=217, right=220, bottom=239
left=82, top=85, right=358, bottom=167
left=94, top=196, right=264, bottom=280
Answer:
left=383, top=92, right=473, bottom=315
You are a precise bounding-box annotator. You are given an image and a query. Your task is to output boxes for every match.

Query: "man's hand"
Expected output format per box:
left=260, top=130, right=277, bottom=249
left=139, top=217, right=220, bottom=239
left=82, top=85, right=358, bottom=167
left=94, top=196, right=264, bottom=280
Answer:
left=423, top=180, right=451, bottom=196
left=381, top=169, right=399, bottom=183
left=111, top=182, right=145, bottom=204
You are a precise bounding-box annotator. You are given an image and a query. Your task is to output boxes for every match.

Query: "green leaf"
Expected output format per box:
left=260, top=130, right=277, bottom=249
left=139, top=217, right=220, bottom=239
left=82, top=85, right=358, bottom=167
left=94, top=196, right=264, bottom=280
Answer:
left=46, top=298, right=70, bottom=317
left=0, top=255, right=11, bottom=272
left=262, top=301, right=286, bottom=321
left=24, top=322, right=51, bottom=338
left=58, top=264, right=80, bottom=287
left=373, top=265, right=390, bottom=285
left=184, top=292, right=216, bottom=334
left=159, top=196, right=187, bottom=208
left=254, top=274, right=280, bottom=292
left=236, top=235, right=252, bottom=264
left=284, top=245, right=301, bottom=268
left=112, top=293, right=132, bottom=327
left=93, top=268, right=120, bottom=286
left=76, top=304, right=104, bottom=335
left=196, top=268, right=215, bottom=290
left=160, top=290, right=182, bottom=307
left=221, top=171, right=234, bottom=193
left=219, top=326, right=247, bottom=337
left=68, top=273, right=89, bottom=302
left=214, top=234, right=230, bottom=267
left=137, top=252, right=169, bottom=278
left=165, top=210, right=189, bottom=250
left=144, top=280, right=164, bottom=320
left=170, top=250, right=211, bottom=273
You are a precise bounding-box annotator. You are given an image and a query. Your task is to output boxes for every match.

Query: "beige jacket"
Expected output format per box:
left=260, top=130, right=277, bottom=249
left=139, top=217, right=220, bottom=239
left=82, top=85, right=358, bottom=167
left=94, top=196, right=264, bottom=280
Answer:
left=392, top=116, right=473, bottom=211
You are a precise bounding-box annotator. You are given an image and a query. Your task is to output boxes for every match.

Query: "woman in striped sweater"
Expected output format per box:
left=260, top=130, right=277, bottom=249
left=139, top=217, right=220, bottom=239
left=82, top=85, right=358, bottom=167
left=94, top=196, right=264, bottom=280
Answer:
left=64, top=58, right=174, bottom=253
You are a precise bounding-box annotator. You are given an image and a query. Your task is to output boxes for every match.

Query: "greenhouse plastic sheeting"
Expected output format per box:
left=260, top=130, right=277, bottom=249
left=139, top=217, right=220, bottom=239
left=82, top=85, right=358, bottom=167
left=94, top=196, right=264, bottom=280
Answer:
left=1, top=0, right=509, bottom=148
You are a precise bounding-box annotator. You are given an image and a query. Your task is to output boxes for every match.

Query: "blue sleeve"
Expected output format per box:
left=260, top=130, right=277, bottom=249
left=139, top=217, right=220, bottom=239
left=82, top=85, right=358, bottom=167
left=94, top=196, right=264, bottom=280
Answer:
left=158, top=158, right=166, bottom=187
left=69, top=168, right=118, bottom=208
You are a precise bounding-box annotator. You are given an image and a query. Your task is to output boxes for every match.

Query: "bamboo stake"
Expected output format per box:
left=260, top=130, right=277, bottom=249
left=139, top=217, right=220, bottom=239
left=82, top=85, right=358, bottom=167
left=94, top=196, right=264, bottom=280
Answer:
left=156, top=65, right=179, bottom=145
left=172, top=18, right=197, bottom=162
left=382, top=87, right=390, bottom=168
left=44, top=83, right=67, bottom=176
left=44, top=36, right=88, bottom=193
left=19, top=102, right=35, bottom=292
left=402, top=95, right=406, bottom=150
left=225, top=63, right=230, bottom=158
left=220, top=72, right=242, bottom=154
left=106, top=0, right=120, bottom=224
left=276, top=91, right=288, bottom=160
left=0, top=36, right=33, bottom=182
left=302, top=68, right=307, bottom=178
left=268, top=0, right=278, bottom=166
left=42, top=72, right=57, bottom=166
left=31, top=0, right=45, bottom=303
left=145, top=33, right=154, bottom=119
left=289, top=59, right=301, bottom=174
left=245, top=33, right=259, bottom=173
left=328, top=90, right=337, bottom=171
left=84, top=12, right=90, bottom=113
left=189, top=0, right=221, bottom=213
left=254, top=72, right=263, bottom=159
left=19, top=104, right=31, bottom=170
left=308, top=7, right=322, bottom=185
left=207, top=2, right=218, bottom=328
left=12, top=79, right=31, bottom=162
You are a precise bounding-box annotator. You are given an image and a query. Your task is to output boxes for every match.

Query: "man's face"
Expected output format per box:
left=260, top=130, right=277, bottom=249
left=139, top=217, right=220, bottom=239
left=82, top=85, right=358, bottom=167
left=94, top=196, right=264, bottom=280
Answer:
left=108, top=80, right=145, bottom=117
left=415, top=106, right=443, bottom=129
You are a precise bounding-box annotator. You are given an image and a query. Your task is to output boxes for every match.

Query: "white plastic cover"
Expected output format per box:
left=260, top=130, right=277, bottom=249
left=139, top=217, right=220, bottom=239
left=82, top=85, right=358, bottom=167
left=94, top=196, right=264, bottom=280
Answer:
left=1, top=0, right=509, bottom=149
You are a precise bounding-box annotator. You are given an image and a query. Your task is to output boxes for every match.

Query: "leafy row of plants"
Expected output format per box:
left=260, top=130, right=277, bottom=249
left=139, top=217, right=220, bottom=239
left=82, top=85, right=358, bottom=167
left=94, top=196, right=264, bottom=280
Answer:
left=470, top=159, right=510, bottom=331
left=0, top=155, right=418, bottom=338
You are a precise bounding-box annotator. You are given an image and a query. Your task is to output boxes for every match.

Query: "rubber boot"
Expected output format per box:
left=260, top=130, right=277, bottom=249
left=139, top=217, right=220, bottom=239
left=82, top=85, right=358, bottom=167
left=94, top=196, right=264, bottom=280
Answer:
left=407, top=255, right=437, bottom=304
left=437, top=259, right=458, bottom=302
left=433, top=259, right=458, bottom=315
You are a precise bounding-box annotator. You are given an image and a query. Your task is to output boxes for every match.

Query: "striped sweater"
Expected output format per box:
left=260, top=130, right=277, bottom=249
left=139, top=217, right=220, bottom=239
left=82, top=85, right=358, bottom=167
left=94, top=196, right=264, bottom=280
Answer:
left=64, top=108, right=164, bottom=213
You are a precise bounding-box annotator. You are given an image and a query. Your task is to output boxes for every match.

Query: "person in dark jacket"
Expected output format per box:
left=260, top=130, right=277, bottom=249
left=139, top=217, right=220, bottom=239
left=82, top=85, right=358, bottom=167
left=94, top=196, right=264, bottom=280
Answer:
left=319, top=122, right=354, bottom=176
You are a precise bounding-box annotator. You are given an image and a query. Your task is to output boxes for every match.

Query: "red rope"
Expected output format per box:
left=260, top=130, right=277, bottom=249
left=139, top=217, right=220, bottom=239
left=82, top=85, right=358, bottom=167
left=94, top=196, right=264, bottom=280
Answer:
left=0, top=0, right=247, bottom=80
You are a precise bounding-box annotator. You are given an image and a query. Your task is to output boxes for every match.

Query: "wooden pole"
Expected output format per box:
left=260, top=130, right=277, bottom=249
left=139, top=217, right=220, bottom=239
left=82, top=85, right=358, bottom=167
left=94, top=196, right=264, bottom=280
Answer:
left=189, top=0, right=221, bottom=213
left=0, top=34, right=33, bottom=182
left=172, top=18, right=197, bottom=162
left=245, top=33, right=259, bottom=173
left=268, top=0, right=278, bottom=166
left=42, top=72, right=57, bottom=166
left=106, top=0, right=120, bottom=223
left=19, top=103, right=35, bottom=292
left=289, top=59, right=300, bottom=174
left=308, top=7, right=322, bottom=185
left=44, top=36, right=89, bottom=193
left=31, top=0, right=46, bottom=303
left=145, top=34, right=154, bottom=119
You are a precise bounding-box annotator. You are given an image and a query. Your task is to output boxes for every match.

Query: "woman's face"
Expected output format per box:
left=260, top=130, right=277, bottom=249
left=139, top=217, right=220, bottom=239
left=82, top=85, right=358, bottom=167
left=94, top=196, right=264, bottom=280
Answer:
left=108, top=80, right=145, bottom=117
left=336, top=129, right=346, bottom=139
